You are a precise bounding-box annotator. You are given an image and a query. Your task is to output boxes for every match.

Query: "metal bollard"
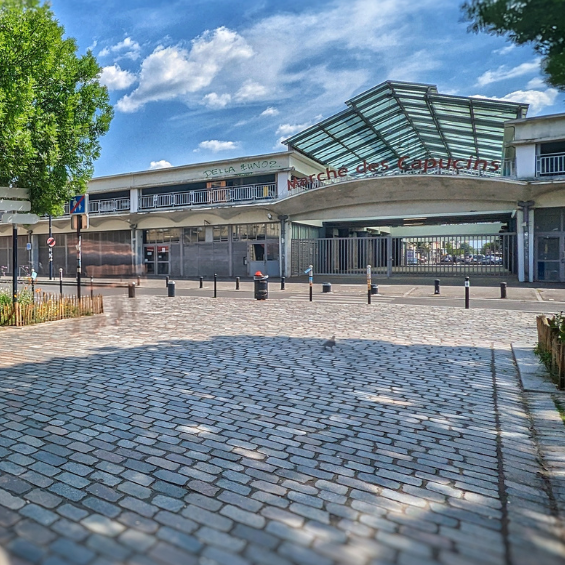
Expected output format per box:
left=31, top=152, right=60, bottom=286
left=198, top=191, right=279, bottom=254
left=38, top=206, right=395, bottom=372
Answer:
left=281, top=277, right=285, bottom=291
left=235, top=277, right=240, bottom=290
left=434, top=279, right=440, bottom=295
left=128, top=282, right=136, bottom=298
left=199, top=276, right=203, bottom=289
left=465, top=277, right=470, bottom=309
left=59, top=268, right=63, bottom=296
left=165, top=275, right=169, bottom=288
left=90, top=276, right=94, bottom=300
left=500, top=282, right=507, bottom=299
left=214, top=273, right=217, bottom=298
left=167, top=281, right=176, bottom=297
left=137, top=276, right=141, bottom=287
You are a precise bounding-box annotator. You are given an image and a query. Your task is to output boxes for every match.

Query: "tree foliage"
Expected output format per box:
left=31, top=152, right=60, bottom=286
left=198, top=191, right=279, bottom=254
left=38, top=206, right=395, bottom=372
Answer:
left=0, top=1, right=112, bottom=215
left=462, top=0, right=565, bottom=91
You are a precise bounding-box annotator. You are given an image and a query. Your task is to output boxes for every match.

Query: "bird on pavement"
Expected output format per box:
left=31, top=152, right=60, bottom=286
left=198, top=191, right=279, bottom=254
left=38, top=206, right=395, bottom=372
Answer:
left=323, top=336, right=336, bottom=350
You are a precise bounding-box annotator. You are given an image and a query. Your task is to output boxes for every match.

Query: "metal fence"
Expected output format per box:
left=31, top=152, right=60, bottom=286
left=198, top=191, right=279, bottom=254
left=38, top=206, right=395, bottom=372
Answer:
left=537, top=153, right=565, bottom=177
left=139, top=183, right=277, bottom=210
left=291, top=233, right=517, bottom=277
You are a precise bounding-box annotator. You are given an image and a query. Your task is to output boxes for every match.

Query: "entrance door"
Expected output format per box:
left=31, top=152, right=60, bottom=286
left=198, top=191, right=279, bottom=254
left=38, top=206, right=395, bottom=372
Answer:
left=144, top=245, right=156, bottom=275
left=144, top=245, right=170, bottom=275
left=156, top=245, right=170, bottom=275
left=247, top=241, right=280, bottom=277
left=536, top=236, right=563, bottom=281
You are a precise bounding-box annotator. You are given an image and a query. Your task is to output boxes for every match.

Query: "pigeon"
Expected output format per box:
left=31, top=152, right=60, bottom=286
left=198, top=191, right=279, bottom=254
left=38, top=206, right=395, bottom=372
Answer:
left=323, top=336, right=336, bottom=350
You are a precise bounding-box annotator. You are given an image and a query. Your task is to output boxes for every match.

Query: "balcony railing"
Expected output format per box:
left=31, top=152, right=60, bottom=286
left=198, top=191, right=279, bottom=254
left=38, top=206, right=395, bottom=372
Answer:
left=63, top=198, right=131, bottom=215
left=139, top=183, right=277, bottom=211
left=537, top=153, right=565, bottom=177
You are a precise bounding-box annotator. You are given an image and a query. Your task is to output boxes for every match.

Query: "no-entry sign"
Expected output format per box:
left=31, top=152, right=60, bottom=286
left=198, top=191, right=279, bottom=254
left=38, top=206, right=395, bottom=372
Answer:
left=47, top=237, right=56, bottom=247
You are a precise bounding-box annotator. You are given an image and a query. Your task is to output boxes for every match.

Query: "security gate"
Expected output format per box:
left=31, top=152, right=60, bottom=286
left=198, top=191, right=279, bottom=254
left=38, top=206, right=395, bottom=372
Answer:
left=291, top=233, right=517, bottom=277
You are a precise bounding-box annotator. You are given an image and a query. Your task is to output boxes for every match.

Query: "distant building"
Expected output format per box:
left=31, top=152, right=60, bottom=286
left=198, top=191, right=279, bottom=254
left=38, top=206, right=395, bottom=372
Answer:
left=1, top=80, right=564, bottom=282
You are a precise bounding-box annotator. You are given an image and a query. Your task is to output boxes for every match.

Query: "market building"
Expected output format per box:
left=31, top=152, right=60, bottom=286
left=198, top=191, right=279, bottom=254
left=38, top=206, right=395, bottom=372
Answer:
left=1, top=80, right=565, bottom=283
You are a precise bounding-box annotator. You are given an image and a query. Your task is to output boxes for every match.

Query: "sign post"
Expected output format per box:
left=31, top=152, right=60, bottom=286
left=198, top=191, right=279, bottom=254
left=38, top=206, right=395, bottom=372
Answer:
left=0, top=187, right=35, bottom=304
left=48, top=215, right=53, bottom=280
left=69, top=195, right=88, bottom=299
left=367, top=264, right=372, bottom=305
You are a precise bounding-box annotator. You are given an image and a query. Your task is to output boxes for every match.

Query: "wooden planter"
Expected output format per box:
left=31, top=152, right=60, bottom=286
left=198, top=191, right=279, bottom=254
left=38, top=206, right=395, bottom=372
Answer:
left=536, top=315, right=565, bottom=390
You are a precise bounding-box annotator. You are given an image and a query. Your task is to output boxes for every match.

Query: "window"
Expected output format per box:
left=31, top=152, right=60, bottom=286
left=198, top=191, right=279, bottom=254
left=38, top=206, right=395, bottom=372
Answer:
left=145, top=228, right=180, bottom=243
left=183, top=227, right=206, bottom=244
left=266, top=223, right=280, bottom=239
left=213, top=226, right=230, bottom=242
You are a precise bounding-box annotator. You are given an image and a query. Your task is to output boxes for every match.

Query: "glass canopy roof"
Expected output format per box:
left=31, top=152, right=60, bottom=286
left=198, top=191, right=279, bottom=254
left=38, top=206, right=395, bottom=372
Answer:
left=284, top=81, right=528, bottom=175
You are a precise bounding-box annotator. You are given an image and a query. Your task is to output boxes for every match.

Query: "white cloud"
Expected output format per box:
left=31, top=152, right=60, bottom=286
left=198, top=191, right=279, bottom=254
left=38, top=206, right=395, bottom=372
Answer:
left=198, top=140, right=239, bottom=152
left=99, top=65, right=137, bottom=91
left=202, top=92, right=232, bottom=109
left=99, top=36, right=141, bottom=61
left=276, top=122, right=314, bottom=137
left=493, top=44, right=515, bottom=56
left=234, top=80, right=269, bottom=102
left=476, top=59, right=541, bottom=86
left=527, top=77, right=546, bottom=89
left=472, top=88, right=558, bottom=116
left=116, top=27, right=253, bottom=112
left=261, top=107, right=279, bottom=117
left=149, top=160, right=172, bottom=170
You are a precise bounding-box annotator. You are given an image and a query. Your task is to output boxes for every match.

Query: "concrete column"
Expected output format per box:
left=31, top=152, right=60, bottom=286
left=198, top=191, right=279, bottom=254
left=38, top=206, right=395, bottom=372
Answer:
left=130, top=188, right=139, bottom=213
left=277, top=172, right=290, bottom=199
left=515, top=145, right=536, bottom=178
left=133, top=229, right=143, bottom=275
left=517, top=209, right=525, bottom=282
left=281, top=220, right=292, bottom=277
left=528, top=208, right=535, bottom=283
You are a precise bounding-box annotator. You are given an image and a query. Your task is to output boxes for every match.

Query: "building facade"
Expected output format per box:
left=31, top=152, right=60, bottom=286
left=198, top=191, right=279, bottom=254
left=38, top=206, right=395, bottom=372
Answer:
left=1, top=81, right=565, bottom=283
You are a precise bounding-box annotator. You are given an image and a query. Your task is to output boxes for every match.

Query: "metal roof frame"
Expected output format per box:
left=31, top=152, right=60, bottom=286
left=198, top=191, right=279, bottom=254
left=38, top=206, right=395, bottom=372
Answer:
left=284, top=80, right=529, bottom=174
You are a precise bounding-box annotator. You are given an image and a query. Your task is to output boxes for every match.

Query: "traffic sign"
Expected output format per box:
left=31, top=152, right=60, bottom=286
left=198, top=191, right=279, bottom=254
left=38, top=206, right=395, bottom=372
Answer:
left=0, top=187, right=29, bottom=199
left=0, top=212, right=40, bottom=224
left=47, top=237, right=56, bottom=247
left=69, top=194, right=88, bottom=215
left=0, top=199, right=31, bottom=212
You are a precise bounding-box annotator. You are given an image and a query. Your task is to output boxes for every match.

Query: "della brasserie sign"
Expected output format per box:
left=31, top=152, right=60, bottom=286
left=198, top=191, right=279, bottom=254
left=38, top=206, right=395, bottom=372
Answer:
left=288, top=155, right=501, bottom=188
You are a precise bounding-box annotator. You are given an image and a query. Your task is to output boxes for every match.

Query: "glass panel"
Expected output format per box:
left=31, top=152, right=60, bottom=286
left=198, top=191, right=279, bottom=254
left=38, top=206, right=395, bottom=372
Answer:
left=213, top=226, right=229, bottom=242
left=144, top=246, right=155, bottom=274
left=537, top=262, right=560, bottom=281
left=535, top=208, right=562, bottom=232
left=267, top=243, right=279, bottom=261
left=250, top=244, right=265, bottom=261
left=157, top=245, right=169, bottom=262
left=157, top=262, right=169, bottom=275
left=266, top=223, right=280, bottom=238
left=537, top=237, right=560, bottom=260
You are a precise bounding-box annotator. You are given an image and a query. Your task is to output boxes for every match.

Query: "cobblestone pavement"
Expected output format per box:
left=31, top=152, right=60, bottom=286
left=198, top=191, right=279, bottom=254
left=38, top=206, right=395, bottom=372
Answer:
left=0, top=297, right=564, bottom=565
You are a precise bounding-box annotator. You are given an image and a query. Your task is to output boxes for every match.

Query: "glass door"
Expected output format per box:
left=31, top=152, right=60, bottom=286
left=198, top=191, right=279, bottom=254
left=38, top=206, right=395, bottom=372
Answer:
left=156, top=245, right=170, bottom=275
left=536, top=236, right=563, bottom=281
left=144, top=245, right=156, bottom=274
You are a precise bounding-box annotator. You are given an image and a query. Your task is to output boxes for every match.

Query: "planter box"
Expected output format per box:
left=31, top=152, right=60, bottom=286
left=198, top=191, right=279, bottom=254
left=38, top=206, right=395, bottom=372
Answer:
left=536, top=315, right=565, bottom=390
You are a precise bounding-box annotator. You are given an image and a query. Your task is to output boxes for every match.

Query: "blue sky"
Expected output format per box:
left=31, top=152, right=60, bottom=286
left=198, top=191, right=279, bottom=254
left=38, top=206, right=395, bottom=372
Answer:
left=49, top=0, right=565, bottom=178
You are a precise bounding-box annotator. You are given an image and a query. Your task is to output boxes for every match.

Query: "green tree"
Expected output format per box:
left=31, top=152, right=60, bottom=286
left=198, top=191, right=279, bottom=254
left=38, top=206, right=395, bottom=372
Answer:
left=462, top=0, right=565, bottom=91
left=0, top=1, right=113, bottom=215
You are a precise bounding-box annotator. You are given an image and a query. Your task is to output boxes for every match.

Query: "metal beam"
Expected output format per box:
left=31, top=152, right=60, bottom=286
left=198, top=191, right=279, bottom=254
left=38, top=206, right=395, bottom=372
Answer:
left=468, top=99, right=481, bottom=159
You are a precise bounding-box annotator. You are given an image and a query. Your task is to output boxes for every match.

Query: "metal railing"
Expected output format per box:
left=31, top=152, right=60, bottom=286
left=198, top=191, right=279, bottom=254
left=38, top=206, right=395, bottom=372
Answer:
left=63, top=198, right=131, bottom=215
left=291, top=233, right=517, bottom=277
left=537, top=153, right=565, bottom=177
left=139, top=183, right=277, bottom=210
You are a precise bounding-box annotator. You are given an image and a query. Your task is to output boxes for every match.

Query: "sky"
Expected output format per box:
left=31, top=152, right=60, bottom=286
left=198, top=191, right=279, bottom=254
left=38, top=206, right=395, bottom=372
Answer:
left=48, top=0, right=565, bottom=178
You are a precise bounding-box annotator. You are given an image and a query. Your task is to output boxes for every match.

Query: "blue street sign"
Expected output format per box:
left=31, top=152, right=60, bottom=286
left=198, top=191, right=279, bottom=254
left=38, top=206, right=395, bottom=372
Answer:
left=69, top=195, right=87, bottom=215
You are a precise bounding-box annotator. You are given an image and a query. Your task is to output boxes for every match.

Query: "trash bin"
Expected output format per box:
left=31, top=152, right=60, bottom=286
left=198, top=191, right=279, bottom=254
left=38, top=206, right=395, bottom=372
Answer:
left=322, top=283, right=332, bottom=293
left=254, top=271, right=268, bottom=300
left=370, top=284, right=379, bottom=295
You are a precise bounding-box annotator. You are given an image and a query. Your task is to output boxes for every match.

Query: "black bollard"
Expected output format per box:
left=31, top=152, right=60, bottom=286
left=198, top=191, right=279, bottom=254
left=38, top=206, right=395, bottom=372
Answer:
left=90, top=277, right=94, bottom=300
left=168, top=281, right=176, bottom=297
left=59, top=268, right=63, bottom=296
left=281, top=277, right=285, bottom=291
left=500, top=282, right=507, bottom=299
left=465, top=277, right=470, bottom=309
left=235, top=277, right=240, bottom=290
left=128, top=282, right=136, bottom=298
left=434, top=279, right=440, bottom=295
left=165, top=275, right=169, bottom=288
left=214, top=274, right=217, bottom=298
left=199, top=276, right=203, bottom=289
